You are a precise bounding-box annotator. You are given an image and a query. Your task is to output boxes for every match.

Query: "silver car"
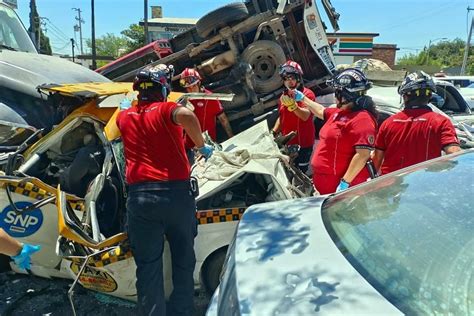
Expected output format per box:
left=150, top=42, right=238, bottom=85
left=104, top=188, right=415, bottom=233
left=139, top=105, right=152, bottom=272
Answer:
left=207, top=149, right=473, bottom=315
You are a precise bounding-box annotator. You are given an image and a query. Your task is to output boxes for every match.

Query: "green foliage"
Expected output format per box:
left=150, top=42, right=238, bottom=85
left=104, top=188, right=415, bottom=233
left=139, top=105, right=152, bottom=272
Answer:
left=28, top=0, right=52, bottom=55
left=39, top=30, right=52, bottom=55
left=85, top=33, right=127, bottom=58
left=121, top=24, right=146, bottom=54
left=398, top=39, right=474, bottom=75
left=85, top=24, right=145, bottom=67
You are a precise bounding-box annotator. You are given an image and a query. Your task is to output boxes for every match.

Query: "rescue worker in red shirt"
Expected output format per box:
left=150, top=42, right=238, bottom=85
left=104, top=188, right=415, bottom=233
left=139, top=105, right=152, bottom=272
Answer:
left=288, top=68, right=378, bottom=194
left=179, top=68, right=233, bottom=163
left=272, top=60, right=316, bottom=173
left=373, top=71, right=460, bottom=174
left=116, top=64, right=213, bottom=316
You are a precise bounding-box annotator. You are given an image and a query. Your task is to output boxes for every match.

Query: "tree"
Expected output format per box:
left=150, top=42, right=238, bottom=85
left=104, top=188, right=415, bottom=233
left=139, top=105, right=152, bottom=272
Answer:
left=85, top=33, right=127, bottom=67
left=28, top=0, right=52, bottom=55
left=86, top=33, right=127, bottom=58
left=121, top=24, right=145, bottom=54
left=398, top=39, right=474, bottom=74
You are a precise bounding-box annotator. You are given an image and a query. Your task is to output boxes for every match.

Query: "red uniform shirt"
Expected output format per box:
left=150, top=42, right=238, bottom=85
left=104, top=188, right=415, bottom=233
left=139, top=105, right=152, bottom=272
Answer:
left=117, top=101, right=190, bottom=184
left=279, top=87, right=316, bottom=148
left=312, top=107, right=377, bottom=185
left=375, top=107, right=459, bottom=175
left=185, top=88, right=224, bottom=149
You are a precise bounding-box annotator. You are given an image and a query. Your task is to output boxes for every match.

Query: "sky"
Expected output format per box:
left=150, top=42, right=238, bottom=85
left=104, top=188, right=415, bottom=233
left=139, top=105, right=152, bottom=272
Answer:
left=15, top=0, right=474, bottom=59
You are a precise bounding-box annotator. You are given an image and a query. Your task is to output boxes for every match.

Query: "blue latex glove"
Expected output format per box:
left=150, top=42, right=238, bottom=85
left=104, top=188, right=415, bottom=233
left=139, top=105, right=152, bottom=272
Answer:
left=336, top=179, right=350, bottom=193
left=198, top=145, right=214, bottom=161
left=11, top=244, right=41, bottom=270
left=119, top=98, right=132, bottom=110
left=290, top=89, right=305, bottom=102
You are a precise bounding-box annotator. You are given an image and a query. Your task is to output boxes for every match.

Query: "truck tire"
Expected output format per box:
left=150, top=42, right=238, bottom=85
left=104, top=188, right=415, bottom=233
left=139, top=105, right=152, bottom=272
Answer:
left=196, top=3, right=249, bottom=38
left=242, top=40, right=286, bottom=93
left=201, top=248, right=227, bottom=296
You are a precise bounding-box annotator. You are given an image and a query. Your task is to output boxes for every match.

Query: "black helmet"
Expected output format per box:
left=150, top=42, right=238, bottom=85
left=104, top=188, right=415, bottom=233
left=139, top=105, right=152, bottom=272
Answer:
left=398, top=71, right=436, bottom=96
left=327, top=68, right=372, bottom=102
left=133, top=64, right=174, bottom=101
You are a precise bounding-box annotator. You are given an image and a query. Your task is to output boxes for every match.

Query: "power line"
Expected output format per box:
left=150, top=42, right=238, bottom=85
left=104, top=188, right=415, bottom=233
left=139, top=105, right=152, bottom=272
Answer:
left=45, top=27, right=69, bottom=43
left=51, top=42, right=71, bottom=51
left=378, top=2, right=458, bottom=32
left=41, top=17, right=70, bottom=41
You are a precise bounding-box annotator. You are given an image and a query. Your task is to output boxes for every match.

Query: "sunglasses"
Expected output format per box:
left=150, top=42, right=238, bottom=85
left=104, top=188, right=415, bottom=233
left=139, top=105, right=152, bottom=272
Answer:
left=283, top=75, right=297, bottom=81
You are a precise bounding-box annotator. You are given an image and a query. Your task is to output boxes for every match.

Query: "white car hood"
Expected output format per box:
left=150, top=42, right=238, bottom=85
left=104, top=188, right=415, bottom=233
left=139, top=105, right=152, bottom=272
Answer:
left=228, top=197, right=402, bottom=315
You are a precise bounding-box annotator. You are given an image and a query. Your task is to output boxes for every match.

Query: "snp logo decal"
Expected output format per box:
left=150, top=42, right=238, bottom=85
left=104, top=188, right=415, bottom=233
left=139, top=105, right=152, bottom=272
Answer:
left=0, top=202, right=43, bottom=237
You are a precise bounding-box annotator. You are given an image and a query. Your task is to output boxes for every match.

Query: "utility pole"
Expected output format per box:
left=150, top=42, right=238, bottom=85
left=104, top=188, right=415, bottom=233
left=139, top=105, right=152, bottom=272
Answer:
left=70, top=38, right=75, bottom=62
left=460, top=7, right=474, bottom=75
left=29, top=0, right=38, bottom=48
left=91, top=0, right=97, bottom=70
left=144, top=0, right=149, bottom=44
left=72, top=8, right=84, bottom=55
left=37, top=16, right=41, bottom=50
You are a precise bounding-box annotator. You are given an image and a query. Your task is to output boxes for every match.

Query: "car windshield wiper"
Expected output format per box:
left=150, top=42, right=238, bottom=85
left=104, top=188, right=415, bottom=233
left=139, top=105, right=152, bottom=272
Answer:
left=0, top=44, right=17, bottom=51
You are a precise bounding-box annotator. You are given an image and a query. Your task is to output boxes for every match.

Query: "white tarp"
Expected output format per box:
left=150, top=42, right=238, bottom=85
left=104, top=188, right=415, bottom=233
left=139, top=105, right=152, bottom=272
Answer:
left=192, top=121, right=292, bottom=200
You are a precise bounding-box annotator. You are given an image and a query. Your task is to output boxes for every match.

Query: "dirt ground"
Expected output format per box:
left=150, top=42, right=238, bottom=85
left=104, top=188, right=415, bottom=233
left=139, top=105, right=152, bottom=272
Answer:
left=0, top=271, right=210, bottom=315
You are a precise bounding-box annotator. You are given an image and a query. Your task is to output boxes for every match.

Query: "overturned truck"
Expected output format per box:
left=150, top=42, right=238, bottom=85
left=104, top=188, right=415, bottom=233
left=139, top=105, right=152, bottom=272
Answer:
left=99, top=0, right=340, bottom=136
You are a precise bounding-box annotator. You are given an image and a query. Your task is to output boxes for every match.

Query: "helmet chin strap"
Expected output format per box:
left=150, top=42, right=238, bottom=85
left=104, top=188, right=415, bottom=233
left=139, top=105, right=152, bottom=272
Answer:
left=284, top=82, right=295, bottom=90
left=161, top=85, right=168, bottom=100
left=336, top=95, right=352, bottom=107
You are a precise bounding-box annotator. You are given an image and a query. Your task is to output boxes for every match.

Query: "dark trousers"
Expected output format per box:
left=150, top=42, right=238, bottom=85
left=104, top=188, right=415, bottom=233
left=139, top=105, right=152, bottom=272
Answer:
left=186, top=149, right=195, bottom=166
left=294, top=146, right=313, bottom=174
left=126, top=181, right=197, bottom=316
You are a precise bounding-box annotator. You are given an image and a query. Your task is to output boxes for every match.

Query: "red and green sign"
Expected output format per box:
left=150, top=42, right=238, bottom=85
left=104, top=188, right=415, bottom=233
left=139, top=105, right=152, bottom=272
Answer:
left=328, top=36, right=374, bottom=56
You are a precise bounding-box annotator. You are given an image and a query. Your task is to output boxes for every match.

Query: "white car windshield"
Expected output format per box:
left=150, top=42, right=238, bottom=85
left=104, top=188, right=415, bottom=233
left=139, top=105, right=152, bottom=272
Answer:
left=0, top=4, right=37, bottom=53
left=322, top=152, right=473, bottom=315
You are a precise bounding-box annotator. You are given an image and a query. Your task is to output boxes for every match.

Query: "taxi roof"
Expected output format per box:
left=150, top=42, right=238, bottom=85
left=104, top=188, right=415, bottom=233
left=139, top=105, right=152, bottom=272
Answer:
left=38, top=82, right=134, bottom=98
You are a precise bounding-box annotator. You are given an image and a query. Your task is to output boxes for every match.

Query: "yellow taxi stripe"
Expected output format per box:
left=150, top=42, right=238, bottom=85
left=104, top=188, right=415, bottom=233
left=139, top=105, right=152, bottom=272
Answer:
left=70, top=243, right=132, bottom=268
left=3, top=181, right=84, bottom=212
left=196, top=207, right=246, bottom=225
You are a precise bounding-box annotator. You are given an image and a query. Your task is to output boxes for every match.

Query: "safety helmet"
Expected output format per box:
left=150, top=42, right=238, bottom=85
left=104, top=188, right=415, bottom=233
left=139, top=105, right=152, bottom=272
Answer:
left=327, top=68, right=372, bottom=102
left=179, top=68, right=202, bottom=88
left=398, top=71, right=436, bottom=97
left=133, top=64, right=174, bottom=100
left=279, top=60, right=303, bottom=79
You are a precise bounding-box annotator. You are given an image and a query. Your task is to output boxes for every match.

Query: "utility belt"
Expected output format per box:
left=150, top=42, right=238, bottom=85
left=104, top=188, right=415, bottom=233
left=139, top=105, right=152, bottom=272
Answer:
left=128, top=177, right=199, bottom=197
left=366, top=160, right=378, bottom=179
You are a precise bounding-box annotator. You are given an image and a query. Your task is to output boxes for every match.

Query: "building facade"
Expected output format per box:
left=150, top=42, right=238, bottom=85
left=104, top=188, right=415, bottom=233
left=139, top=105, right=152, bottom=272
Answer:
left=140, top=6, right=196, bottom=41
left=141, top=17, right=197, bottom=41
left=327, top=32, right=398, bottom=68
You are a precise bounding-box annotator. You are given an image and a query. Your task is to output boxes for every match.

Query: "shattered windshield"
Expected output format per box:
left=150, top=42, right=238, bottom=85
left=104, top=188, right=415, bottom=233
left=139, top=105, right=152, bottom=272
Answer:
left=322, top=152, right=474, bottom=315
left=0, top=4, right=37, bottom=53
left=111, top=139, right=126, bottom=185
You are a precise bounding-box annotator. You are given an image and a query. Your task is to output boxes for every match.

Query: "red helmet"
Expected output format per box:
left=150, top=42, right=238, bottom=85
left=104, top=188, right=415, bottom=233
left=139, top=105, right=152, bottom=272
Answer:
left=279, top=60, right=303, bottom=78
left=179, top=68, right=202, bottom=88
